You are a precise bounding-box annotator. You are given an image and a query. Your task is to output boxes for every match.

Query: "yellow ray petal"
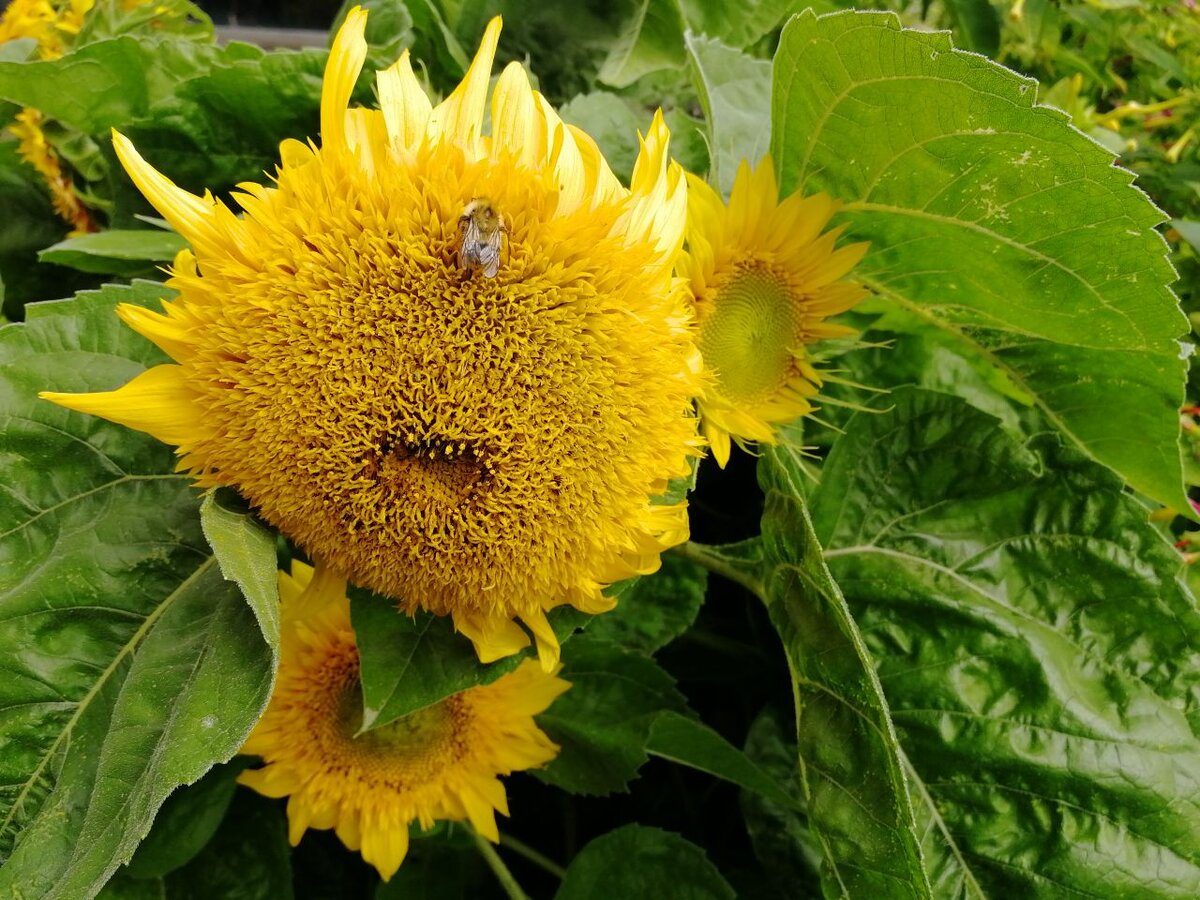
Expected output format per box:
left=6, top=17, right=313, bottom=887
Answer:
left=377, top=50, right=433, bottom=153
left=40, top=364, right=204, bottom=448
left=115, top=302, right=194, bottom=363
left=454, top=609, right=531, bottom=662
left=111, top=131, right=221, bottom=256
left=490, top=62, right=542, bottom=169
left=322, top=6, right=369, bottom=157
left=428, top=15, right=501, bottom=157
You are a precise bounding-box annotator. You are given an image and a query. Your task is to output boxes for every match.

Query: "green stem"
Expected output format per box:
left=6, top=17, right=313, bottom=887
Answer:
left=472, top=831, right=530, bottom=900
left=671, top=540, right=765, bottom=597
left=499, top=833, right=567, bottom=879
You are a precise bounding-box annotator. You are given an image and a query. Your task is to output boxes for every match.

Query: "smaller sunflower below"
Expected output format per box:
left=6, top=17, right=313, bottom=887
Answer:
left=239, top=561, right=570, bottom=881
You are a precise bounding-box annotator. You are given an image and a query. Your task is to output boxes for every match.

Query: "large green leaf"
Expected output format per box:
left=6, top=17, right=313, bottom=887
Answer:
left=0, top=284, right=274, bottom=898
left=123, top=761, right=244, bottom=880
left=599, top=0, right=791, bottom=88
left=586, top=554, right=707, bottom=654
left=556, top=825, right=735, bottom=900
left=122, top=48, right=325, bottom=197
left=738, top=707, right=822, bottom=897
left=0, top=37, right=233, bottom=134
left=534, top=636, right=688, bottom=795
left=756, top=441, right=933, bottom=899
left=644, top=710, right=798, bottom=809
left=685, top=33, right=771, bottom=197
left=811, top=387, right=1200, bottom=896
left=158, top=791, right=293, bottom=900
left=772, top=10, right=1189, bottom=511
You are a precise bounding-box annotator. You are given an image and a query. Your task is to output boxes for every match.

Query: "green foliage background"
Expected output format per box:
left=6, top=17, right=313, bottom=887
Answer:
left=1, top=0, right=1199, bottom=897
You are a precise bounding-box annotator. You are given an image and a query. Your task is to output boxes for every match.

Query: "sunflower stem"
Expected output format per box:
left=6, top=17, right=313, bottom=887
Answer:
left=672, top=540, right=766, bottom=597
left=473, top=831, right=530, bottom=900
left=498, top=833, right=567, bottom=879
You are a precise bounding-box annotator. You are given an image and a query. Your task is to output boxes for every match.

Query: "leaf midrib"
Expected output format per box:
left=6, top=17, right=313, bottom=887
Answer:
left=0, top=556, right=216, bottom=846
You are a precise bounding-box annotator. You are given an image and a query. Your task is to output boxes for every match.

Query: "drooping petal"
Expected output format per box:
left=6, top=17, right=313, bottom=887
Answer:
left=111, top=131, right=223, bottom=257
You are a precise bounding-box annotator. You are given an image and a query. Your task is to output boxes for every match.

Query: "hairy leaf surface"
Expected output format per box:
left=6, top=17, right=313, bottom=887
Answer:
left=0, top=285, right=274, bottom=899
left=811, top=388, right=1200, bottom=896
left=773, top=11, right=1189, bottom=510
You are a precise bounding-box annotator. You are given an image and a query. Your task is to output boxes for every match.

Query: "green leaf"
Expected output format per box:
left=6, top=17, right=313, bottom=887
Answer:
left=772, top=10, right=1189, bottom=512
left=199, top=490, right=281, bottom=656
left=0, top=283, right=274, bottom=898
left=350, top=589, right=522, bottom=731
left=645, top=710, right=797, bottom=809
left=685, top=33, right=771, bottom=197
left=942, top=0, right=1001, bottom=56
left=676, top=0, right=794, bottom=52
left=39, top=229, right=189, bottom=276
left=599, top=0, right=791, bottom=88
left=402, top=0, right=470, bottom=80
left=124, top=761, right=244, bottom=880
left=0, top=37, right=231, bottom=133
left=756, top=440, right=933, bottom=899
left=738, top=707, right=822, bottom=897
left=811, top=387, right=1200, bottom=896
left=534, top=636, right=688, bottom=795
left=586, top=554, right=707, bottom=654
left=160, top=790, right=294, bottom=900
left=122, top=48, right=325, bottom=198
left=598, top=0, right=686, bottom=89
left=556, top=825, right=735, bottom=900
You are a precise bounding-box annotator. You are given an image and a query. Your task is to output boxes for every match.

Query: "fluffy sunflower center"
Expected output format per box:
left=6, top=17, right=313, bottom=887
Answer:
left=158, top=139, right=696, bottom=634
left=699, top=265, right=800, bottom=404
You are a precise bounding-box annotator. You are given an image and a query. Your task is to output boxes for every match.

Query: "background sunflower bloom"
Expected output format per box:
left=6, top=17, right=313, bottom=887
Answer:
left=40, top=8, right=703, bottom=667
left=679, top=158, right=868, bottom=466
left=239, top=561, right=569, bottom=882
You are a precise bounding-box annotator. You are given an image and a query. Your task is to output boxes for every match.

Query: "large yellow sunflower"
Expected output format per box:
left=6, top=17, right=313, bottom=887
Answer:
left=679, top=158, right=868, bottom=467
left=42, top=9, right=702, bottom=665
left=240, top=561, right=569, bottom=881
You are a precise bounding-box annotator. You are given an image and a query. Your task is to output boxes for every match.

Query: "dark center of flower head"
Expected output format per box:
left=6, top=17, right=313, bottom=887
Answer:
left=699, top=263, right=802, bottom=404
left=367, top=434, right=492, bottom=512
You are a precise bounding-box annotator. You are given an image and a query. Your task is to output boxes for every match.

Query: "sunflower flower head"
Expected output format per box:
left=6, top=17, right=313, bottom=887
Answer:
left=41, top=9, right=702, bottom=665
left=239, top=561, right=569, bottom=881
left=679, top=158, right=869, bottom=466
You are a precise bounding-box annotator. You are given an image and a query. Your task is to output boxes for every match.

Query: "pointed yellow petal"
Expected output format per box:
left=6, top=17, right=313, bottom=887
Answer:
left=377, top=50, right=433, bottom=153
left=362, top=824, right=409, bottom=881
left=428, top=16, right=501, bottom=156
left=322, top=6, right=369, bottom=156
left=111, top=131, right=220, bottom=255
left=490, top=62, right=542, bottom=168
left=454, top=609, right=530, bottom=662
left=566, top=123, right=622, bottom=208
left=279, top=137, right=315, bottom=169
left=40, top=365, right=203, bottom=448
left=115, top=302, right=194, bottom=362
left=520, top=607, right=560, bottom=672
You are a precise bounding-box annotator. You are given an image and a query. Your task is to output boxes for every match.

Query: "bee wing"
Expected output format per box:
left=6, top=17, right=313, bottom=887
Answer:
left=483, top=249, right=501, bottom=278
